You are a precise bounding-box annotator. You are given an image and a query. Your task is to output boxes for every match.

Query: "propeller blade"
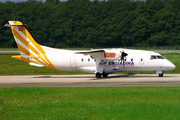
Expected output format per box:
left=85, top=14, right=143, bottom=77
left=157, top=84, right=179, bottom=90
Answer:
left=120, top=51, right=128, bottom=67
left=122, top=52, right=128, bottom=57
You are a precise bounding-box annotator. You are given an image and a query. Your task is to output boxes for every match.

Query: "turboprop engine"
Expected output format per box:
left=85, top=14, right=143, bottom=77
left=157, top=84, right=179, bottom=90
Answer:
left=75, top=49, right=128, bottom=61
left=103, top=50, right=128, bottom=61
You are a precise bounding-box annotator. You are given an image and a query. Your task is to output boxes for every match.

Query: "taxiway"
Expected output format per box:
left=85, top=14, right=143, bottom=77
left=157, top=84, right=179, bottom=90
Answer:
left=0, top=74, right=180, bottom=87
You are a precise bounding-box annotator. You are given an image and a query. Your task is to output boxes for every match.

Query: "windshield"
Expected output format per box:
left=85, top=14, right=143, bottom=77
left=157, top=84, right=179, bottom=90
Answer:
left=150, top=55, right=164, bottom=60
left=157, top=55, right=164, bottom=59
left=150, top=55, right=157, bottom=60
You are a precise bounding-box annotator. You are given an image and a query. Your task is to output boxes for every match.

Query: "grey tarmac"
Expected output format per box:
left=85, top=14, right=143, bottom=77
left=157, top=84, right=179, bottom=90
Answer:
left=0, top=74, right=180, bottom=87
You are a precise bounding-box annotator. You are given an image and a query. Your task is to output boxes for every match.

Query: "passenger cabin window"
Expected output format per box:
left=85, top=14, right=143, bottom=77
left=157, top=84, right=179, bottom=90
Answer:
left=88, top=58, right=90, bottom=62
left=81, top=58, right=83, bottom=62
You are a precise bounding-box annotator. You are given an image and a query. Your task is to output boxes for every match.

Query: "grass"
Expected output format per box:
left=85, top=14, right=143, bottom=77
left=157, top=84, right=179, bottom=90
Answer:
left=0, top=53, right=179, bottom=75
left=0, top=53, right=180, bottom=119
left=162, top=53, right=180, bottom=73
left=0, top=48, right=19, bottom=51
left=0, top=87, right=180, bottom=119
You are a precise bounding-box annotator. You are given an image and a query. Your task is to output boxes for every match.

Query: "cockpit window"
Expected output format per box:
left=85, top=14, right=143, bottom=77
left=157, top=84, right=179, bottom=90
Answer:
left=157, top=55, right=164, bottom=59
left=150, top=55, right=164, bottom=60
left=150, top=55, right=157, bottom=60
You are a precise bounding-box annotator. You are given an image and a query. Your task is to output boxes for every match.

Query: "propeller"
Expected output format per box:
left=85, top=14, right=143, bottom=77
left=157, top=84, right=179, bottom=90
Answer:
left=120, top=51, right=128, bottom=67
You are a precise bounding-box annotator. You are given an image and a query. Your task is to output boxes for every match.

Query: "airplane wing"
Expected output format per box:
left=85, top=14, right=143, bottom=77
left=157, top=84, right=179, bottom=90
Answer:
left=75, top=50, right=105, bottom=60
left=75, top=49, right=125, bottom=60
left=75, top=49, right=105, bottom=54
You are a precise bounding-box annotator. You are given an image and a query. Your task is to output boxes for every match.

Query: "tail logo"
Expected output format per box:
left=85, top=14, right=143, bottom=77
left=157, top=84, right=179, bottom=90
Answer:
left=19, top=28, right=23, bottom=31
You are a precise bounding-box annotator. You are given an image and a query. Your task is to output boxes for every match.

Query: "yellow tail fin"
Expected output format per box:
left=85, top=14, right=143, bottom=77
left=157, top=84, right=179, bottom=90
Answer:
left=7, top=21, right=56, bottom=69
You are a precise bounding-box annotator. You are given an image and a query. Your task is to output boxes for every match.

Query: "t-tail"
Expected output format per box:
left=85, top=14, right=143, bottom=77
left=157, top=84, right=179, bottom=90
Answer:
left=5, top=21, right=56, bottom=69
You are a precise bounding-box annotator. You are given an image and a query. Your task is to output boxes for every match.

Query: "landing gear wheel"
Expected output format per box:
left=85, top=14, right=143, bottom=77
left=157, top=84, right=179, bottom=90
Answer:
left=159, top=74, right=163, bottom=77
left=96, top=73, right=101, bottom=78
left=103, top=74, right=108, bottom=77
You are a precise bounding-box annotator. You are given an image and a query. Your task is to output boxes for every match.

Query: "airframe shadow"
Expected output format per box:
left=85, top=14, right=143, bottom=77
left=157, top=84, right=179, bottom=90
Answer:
left=90, top=74, right=176, bottom=80
left=33, top=74, right=176, bottom=79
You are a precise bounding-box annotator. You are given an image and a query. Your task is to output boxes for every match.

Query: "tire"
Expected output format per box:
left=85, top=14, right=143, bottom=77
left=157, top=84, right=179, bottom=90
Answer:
left=96, top=73, right=101, bottom=78
left=103, top=74, right=108, bottom=77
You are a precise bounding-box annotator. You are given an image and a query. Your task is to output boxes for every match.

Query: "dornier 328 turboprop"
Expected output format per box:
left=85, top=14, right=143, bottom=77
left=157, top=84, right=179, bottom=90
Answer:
left=5, top=21, right=176, bottom=78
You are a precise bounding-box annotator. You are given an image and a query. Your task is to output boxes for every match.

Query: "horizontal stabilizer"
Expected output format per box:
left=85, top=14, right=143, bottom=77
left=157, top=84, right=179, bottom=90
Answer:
left=29, top=62, right=44, bottom=67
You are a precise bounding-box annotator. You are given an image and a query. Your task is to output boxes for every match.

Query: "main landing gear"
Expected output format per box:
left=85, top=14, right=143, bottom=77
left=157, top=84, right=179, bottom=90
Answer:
left=95, top=73, right=101, bottom=78
left=95, top=73, right=109, bottom=78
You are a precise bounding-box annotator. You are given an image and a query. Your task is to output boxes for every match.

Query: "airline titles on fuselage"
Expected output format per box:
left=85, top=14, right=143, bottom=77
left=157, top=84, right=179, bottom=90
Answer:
left=99, top=61, right=134, bottom=67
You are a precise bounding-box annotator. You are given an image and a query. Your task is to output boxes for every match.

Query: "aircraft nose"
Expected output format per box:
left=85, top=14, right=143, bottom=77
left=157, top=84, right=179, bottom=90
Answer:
left=171, top=63, right=176, bottom=70
left=166, top=60, right=176, bottom=70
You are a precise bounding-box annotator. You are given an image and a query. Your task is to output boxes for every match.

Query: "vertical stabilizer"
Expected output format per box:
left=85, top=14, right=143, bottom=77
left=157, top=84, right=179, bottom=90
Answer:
left=7, top=21, right=56, bottom=69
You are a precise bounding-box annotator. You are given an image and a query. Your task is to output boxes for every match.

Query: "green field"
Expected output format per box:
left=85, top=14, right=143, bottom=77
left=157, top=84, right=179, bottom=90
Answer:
left=0, top=48, right=19, bottom=51
left=0, top=53, right=179, bottom=75
left=0, top=54, right=180, bottom=119
left=0, top=87, right=180, bottom=120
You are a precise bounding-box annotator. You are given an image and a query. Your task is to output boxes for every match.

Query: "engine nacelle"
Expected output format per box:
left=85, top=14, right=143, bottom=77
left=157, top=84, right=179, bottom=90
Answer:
left=75, top=49, right=127, bottom=61
left=103, top=50, right=121, bottom=61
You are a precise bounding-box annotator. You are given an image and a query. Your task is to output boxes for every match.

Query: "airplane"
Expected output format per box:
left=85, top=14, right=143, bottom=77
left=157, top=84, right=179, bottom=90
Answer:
left=5, top=21, right=176, bottom=78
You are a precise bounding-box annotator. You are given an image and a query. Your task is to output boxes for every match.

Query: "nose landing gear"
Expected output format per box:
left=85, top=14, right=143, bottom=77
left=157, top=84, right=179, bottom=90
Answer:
left=159, top=74, right=163, bottom=77
left=156, top=71, right=164, bottom=77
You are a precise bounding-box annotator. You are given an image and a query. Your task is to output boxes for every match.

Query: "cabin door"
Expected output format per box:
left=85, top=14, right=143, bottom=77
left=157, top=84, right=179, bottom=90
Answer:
left=70, top=56, right=75, bottom=68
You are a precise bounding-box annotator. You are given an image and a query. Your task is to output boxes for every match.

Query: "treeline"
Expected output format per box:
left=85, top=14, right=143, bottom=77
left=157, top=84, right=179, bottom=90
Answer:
left=0, top=0, right=180, bottom=48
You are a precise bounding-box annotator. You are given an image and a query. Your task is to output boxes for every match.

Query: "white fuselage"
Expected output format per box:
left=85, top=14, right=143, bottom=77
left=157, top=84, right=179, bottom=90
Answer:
left=43, top=46, right=175, bottom=74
